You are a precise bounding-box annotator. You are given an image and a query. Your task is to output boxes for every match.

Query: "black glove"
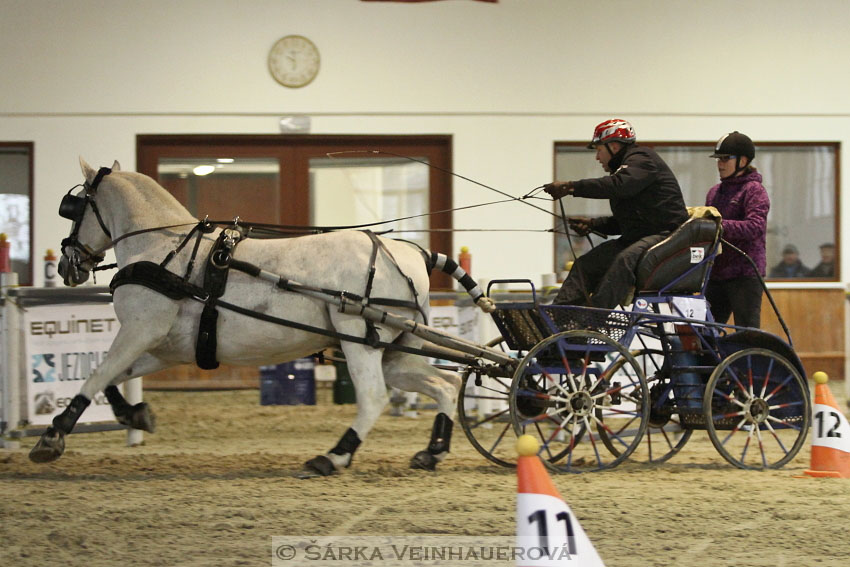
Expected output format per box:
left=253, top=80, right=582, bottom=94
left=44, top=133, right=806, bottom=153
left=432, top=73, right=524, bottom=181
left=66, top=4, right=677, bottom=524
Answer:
left=543, top=181, right=574, bottom=200
left=568, top=216, right=594, bottom=237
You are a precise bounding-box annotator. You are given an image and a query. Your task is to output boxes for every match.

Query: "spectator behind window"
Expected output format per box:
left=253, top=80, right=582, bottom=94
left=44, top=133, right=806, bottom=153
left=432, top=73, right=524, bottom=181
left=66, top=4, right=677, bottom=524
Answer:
left=809, top=243, right=835, bottom=278
left=769, top=244, right=810, bottom=278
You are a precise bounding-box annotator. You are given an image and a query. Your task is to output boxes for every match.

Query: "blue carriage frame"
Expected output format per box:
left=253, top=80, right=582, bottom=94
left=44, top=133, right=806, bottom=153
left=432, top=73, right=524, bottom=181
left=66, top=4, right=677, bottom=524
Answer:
left=463, top=214, right=812, bottom=472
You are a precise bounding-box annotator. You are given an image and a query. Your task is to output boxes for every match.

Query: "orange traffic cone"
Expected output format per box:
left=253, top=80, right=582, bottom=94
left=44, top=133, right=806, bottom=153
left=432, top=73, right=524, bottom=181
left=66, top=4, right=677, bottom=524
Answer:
left=804, top=372, right=850, bottom=479
left=516, top=435, right=606, bottom=567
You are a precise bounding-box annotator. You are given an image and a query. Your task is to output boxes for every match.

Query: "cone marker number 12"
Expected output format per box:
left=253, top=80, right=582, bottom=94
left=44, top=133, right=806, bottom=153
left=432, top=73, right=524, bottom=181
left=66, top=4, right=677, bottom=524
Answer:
left=813, top=407, right=850, bottom=451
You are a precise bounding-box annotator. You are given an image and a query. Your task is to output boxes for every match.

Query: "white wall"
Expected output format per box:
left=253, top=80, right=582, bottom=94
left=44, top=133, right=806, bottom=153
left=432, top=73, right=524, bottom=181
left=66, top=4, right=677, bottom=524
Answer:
left=2, top=0, right=850, bottom=285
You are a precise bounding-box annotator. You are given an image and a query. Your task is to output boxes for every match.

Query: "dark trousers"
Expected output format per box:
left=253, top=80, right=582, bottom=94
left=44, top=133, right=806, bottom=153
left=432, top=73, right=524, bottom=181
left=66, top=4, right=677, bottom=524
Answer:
left=705, top=276, right=763, bottom=328
left=555, top=234, right=667, bottom=309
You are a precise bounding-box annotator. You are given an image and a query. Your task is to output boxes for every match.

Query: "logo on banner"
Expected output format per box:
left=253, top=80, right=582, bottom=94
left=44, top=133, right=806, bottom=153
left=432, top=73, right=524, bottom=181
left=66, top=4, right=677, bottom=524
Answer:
left=31, top=353, right=57, bottom=382
left=34, top=391, right=57, bottom=414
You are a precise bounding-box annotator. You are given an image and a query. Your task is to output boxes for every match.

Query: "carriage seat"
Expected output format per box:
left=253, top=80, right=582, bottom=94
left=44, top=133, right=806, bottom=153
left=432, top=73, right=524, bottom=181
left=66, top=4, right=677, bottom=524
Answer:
left=634, top=211, right=722, bottom=295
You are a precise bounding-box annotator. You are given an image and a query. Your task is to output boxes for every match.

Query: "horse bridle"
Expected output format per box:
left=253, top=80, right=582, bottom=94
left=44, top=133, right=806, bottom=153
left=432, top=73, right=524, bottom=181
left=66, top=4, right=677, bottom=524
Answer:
left=59, top=166, right=113, bottom=276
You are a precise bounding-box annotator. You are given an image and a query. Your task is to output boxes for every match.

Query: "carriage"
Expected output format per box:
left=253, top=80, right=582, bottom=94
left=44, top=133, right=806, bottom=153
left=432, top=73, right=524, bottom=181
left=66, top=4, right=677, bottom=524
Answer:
left=457, top=213, right=812, bottom=473
left=32, top=160, right=811, bottom=476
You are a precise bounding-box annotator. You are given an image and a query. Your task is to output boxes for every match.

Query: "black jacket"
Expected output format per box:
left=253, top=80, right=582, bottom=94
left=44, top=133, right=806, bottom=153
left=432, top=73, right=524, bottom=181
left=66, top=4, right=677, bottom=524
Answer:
left=572, top=144, right=688, bottom=244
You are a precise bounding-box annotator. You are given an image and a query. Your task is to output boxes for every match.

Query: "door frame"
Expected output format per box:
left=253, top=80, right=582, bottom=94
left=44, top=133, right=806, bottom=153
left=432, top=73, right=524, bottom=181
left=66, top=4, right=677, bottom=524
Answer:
left=137, top=134, right=453, bottom=288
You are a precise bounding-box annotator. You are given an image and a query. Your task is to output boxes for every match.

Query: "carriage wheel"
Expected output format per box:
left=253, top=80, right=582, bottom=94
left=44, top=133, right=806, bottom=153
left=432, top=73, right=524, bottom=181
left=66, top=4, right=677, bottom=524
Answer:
left=509, top=330, right=649, bottom=473
left=704, top=348, right=811, bottom=470
left=458, top=337, right=519, bottom=467
left=598, top=348, right=693, bottom=464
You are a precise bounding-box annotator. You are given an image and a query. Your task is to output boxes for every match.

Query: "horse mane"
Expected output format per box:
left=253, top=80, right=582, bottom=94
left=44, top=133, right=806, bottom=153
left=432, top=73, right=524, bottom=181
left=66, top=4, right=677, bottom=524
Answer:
left=110, top=170, right=198, bottom=226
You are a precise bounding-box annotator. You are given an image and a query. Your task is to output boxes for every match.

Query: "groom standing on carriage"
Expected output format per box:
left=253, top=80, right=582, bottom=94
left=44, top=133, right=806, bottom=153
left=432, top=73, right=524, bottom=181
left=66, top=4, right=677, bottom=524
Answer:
left=543, top=119, right=689, bottom=309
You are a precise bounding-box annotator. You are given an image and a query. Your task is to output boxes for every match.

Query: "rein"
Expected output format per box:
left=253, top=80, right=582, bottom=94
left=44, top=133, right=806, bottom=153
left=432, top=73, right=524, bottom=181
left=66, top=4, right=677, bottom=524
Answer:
left=62, top=158, right=588, bottom=277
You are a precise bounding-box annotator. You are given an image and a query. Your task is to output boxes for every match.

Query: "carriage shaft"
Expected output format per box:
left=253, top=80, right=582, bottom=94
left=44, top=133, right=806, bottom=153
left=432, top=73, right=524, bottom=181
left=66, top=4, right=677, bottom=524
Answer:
left=335, top=294, right=512, bottom=364
left=250, top=268, right=513, bottom=365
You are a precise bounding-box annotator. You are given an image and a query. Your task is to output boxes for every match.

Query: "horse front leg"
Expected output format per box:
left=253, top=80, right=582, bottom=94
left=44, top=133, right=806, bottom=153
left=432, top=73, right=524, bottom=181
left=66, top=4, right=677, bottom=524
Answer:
left=29, top=325, right=171, bottom=463
left=301, top=341, right=388, bottom=477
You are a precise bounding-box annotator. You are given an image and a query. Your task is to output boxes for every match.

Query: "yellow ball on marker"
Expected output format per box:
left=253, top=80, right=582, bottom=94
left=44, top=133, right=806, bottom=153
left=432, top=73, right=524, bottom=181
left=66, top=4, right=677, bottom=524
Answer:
left=516, top=434, right=540, bottom=457
left=812, top=371, right=829, bottom=385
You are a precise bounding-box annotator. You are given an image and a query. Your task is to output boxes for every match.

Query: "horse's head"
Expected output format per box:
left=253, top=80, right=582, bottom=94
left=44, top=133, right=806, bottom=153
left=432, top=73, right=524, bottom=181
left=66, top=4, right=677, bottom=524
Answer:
left=57, top=158, right=120, bottom=286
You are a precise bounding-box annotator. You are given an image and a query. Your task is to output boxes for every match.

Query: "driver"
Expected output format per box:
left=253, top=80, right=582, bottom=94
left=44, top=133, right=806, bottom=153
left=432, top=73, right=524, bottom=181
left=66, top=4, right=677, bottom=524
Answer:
left=544, top=119, right=689, bottom=308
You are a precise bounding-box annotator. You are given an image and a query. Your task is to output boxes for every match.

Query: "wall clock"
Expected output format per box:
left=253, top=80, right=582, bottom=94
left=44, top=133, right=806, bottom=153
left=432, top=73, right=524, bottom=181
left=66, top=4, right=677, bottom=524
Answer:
left=268, top=35, right=320, bottom=88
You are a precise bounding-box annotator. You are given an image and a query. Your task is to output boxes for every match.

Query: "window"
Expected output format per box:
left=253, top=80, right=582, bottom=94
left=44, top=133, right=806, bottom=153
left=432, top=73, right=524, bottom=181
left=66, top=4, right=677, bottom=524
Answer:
left=553, top=142, right=839, bottom=281
left=309, top=156, right=430, bottom=249
left=0, top=143, right=33, bottom=285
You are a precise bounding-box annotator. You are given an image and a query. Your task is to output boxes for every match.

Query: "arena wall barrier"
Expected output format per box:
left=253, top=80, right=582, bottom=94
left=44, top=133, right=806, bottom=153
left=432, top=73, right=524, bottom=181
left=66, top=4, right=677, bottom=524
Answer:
left=0, top=273, right=143, bottom=449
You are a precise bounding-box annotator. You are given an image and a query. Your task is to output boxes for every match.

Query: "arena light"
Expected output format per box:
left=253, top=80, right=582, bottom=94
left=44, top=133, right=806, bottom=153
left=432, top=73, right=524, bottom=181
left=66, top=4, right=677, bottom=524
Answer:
left=192, top=164, right=215, bottom=176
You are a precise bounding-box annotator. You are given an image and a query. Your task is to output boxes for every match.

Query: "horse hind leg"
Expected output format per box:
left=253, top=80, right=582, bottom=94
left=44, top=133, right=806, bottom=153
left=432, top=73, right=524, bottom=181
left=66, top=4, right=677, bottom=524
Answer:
left=300, top=341, right=388, bottom=478
left=383, top=349, right=462, bottom=471
left=411, top=411, right=454, bottom=472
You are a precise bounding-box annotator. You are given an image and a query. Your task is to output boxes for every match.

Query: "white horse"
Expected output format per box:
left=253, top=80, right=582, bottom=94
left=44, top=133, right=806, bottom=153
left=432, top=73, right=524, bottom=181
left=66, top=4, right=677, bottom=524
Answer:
left=29, top=159, right=494, bottom=476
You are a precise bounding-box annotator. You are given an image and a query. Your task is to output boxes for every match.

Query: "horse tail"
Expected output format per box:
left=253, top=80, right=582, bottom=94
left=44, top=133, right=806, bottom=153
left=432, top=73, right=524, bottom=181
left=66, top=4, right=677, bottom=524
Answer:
left=425, top=251, right=496, bottom=313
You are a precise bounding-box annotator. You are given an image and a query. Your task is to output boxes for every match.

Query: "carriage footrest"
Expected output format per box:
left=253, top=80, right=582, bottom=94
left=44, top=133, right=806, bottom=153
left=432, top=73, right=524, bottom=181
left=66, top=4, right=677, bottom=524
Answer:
left=678, top=408, right=743, bottom=430
left=678, top=409, right=708, bottom=429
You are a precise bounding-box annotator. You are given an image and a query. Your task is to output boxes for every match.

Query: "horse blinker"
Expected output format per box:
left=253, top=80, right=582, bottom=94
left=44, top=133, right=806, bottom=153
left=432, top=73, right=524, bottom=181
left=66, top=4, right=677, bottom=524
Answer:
left=59, top=193, right=87, bottom=221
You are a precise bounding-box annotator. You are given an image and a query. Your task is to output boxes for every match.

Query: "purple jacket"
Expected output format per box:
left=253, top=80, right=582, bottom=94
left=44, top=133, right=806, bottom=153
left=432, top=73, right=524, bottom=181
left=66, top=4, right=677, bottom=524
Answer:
left=705, top=169, right=770, bottom=280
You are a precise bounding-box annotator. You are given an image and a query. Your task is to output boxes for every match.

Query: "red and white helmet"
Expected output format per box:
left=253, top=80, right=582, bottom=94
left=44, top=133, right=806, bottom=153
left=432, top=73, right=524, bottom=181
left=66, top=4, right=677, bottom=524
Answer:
left=588, top=119, right=636, bottom=149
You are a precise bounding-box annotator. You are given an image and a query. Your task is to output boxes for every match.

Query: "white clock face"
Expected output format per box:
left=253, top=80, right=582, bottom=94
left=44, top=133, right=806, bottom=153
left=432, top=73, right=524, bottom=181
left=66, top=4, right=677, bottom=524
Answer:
left=268, top=35, right=320, bottom=88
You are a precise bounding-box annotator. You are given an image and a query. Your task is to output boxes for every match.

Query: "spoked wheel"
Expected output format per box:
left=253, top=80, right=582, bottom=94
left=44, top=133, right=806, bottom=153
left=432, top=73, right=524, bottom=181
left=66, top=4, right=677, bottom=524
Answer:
left=510, top=330, right=649, bottom=473
left=598, top=348, right=693, bottom=464
left=704, top=348, right=811, bottom=470
left=458, top=337, right=519, bottom=467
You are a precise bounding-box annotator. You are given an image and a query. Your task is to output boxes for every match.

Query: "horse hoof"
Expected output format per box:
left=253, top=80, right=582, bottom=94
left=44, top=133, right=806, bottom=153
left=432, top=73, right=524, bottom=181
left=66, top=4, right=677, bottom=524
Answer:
left=131, top=402, right=156, bottom=433
left=28, top=428, right=65, bottom=463
left=117, top=402, right=156, bottom=432
left=299, top=455, right=337, bottom=478
left=410, top=450, right=438, bottom=471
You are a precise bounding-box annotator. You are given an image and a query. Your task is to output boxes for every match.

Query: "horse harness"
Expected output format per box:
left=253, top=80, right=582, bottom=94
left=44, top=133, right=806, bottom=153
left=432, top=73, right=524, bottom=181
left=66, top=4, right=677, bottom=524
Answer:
left=110, top=224, right=431, bottom=370
left=61, top=167, right=444, bottom=367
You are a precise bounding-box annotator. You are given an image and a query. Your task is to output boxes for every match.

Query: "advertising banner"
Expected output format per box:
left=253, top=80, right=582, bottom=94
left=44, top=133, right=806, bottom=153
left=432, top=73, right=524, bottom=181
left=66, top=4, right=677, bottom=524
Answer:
left=428, top=304, right=480, bottom=361
left=23, top=304, right=120, bottom=425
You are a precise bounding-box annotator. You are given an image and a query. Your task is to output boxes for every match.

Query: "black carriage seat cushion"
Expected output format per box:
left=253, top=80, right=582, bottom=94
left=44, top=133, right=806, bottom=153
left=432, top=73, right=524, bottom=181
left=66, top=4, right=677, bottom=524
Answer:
left=635, top=217, right=721, bottom=294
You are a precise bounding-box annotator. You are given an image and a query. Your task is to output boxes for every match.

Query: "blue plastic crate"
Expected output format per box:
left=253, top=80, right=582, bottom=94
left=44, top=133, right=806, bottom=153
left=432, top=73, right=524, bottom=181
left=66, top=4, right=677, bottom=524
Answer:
left=259, top=358, right=316, bottom=406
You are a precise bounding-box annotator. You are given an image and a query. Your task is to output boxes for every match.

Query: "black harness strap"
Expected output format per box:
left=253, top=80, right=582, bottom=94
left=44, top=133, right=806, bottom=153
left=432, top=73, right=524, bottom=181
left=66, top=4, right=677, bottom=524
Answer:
left=196, top=227, right=245, bottom=370
left=110, top=261, right=207, bottom=301
left=213, top=298, right=473, bottom=364
left=184, top=222, right=215, bottom=280
left=363, top=231, right=428, bottom=325
left=160, top=222, right=203, bottom=269
left=361, top=231, right=383, bottom=347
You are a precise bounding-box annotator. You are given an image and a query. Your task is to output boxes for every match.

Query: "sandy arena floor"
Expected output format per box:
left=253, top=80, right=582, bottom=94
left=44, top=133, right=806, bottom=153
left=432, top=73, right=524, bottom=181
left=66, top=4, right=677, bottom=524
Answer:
left=2, top=386, right=849, bottom=567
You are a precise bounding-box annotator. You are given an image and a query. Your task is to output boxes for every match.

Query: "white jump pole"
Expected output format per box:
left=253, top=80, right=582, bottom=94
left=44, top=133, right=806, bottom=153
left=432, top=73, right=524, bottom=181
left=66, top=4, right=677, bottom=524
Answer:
left=1, top=271, right=21, bottom=449
left=124, top=377, right=144, bottom=446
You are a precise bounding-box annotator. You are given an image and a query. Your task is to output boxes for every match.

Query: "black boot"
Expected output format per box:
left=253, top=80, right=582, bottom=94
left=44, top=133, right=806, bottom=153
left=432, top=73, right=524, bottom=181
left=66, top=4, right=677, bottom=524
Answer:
left=52, top=394, right=91, bottom=434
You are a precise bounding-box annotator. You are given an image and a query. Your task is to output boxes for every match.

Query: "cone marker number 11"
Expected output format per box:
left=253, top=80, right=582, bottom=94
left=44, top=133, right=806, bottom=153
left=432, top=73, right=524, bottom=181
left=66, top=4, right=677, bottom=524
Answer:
left=527, top=510, right=577, bottom=556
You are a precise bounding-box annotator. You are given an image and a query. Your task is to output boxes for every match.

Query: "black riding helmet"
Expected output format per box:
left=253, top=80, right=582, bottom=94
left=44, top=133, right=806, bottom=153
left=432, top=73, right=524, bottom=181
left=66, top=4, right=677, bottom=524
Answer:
left=710, top=131, right=755, bottom=176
